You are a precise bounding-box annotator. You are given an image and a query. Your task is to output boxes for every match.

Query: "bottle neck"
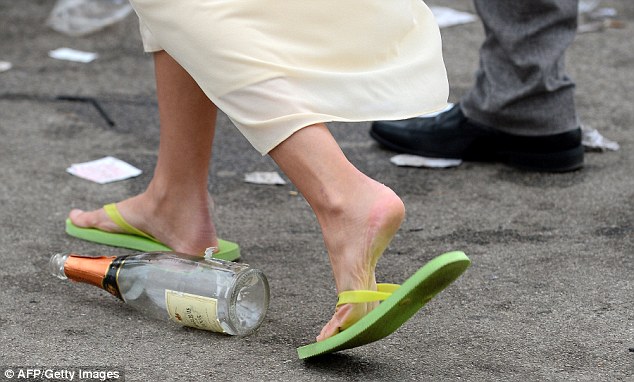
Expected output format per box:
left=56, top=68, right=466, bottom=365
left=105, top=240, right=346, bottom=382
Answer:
left=64, top=254, right=117, bottom=293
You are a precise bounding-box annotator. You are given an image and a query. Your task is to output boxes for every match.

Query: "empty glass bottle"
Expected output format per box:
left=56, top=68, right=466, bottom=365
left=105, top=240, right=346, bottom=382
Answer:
left=49, top=249, right=269, bottom=336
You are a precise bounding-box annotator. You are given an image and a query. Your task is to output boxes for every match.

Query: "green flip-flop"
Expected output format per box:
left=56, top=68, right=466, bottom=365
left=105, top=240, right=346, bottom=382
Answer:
left=65, top=203, right=240, bottom=261
left=297, top=251, right=470, bottom=359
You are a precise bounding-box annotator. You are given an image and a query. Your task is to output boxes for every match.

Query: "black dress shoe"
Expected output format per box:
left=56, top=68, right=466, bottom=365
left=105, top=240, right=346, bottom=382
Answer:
left=370, top=104, right=584, bottom=172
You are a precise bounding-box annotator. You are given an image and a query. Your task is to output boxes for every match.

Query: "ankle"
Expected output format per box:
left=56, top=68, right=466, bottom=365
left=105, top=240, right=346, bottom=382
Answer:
left=146, top=178, right=209, bottom=206
left=311, top=172, right=373, bottom=219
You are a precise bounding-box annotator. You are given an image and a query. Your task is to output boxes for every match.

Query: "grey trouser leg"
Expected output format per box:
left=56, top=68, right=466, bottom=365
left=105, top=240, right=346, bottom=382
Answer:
left=461, top=0, right=579, bottom=135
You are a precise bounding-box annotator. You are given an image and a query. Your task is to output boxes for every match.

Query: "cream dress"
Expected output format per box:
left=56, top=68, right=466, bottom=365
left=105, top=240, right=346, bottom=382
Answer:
left=130, top=0, right=449, bottom=154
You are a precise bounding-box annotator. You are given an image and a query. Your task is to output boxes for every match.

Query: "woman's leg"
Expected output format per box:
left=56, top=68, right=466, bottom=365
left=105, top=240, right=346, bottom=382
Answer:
left=70, top=51, right=404, bottom=339
left=269, top=123, right=405, bottom=341
left=69, top=51, right=219, bottom=255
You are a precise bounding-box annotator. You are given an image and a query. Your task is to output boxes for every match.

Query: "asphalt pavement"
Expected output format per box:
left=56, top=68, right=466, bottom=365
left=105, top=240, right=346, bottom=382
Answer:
left=0, top=1, right=632, bottom=381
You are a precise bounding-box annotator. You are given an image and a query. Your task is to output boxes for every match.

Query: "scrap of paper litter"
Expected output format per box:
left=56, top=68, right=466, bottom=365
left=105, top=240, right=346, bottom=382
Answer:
left=581, top=126, right=620, bottom=151
left=391, top=154, right=462, bottom=169
left=67, top=156, right=142, bottom=184
left=244, top=172, right=287, bottom=185
left=0, top=61, right=11, bottom=72
left=49, top=47, right=98, bottom=63
left=430, top=7, right=478, bottom=28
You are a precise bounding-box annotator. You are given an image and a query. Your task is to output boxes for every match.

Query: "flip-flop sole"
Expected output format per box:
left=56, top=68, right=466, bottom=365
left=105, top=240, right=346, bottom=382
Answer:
left=297, top=251, right=470, bottom=359
left=65, top=218, right=240, bottom=261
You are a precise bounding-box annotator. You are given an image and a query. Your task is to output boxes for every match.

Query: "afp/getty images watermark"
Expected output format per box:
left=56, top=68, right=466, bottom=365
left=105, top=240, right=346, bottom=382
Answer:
left=1, top=367, right=124, bottom=382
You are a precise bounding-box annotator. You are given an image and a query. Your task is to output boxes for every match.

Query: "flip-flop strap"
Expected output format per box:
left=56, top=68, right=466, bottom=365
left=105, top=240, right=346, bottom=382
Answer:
left=103, top=203, right=157, bottom=241
left=377, top=283, right=400, bottom=293
left=336, top=283, right=400, bottom=306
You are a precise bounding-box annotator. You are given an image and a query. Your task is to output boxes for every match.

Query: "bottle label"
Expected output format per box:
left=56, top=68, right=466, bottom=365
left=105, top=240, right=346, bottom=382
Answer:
left=165, top=290, right=225, bottom=333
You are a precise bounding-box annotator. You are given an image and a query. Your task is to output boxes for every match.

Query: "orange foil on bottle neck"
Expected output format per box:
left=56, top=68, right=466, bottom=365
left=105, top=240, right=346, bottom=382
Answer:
left=64, top=254, right=116, bottom=289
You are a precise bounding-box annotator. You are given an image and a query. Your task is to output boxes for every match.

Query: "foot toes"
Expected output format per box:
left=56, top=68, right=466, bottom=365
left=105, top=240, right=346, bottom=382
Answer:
left=68, top=208, right=117, bottom=232
left=316, top=304, right=357, bottom=342
left=316, top=318, right=341, bottom=342
left=68, top=209, right=89, bottom=226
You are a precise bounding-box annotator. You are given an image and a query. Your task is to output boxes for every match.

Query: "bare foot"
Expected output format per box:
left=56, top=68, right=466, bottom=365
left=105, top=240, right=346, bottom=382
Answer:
left=68, top=189, right=219, bottom=255
left=316, top=181, right=405, bottom=341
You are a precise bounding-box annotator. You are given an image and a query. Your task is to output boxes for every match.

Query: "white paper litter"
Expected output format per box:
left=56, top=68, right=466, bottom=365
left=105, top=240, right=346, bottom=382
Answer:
left=578, top=0, right=601, bottom=14
left=47, top=0, right=133, bottom=37
left=581, top=126, right=620, bottom=152
left=590, top=7, right=617, bottom=18
left=244, top=171, right=287, bottom=185
left=430, top=7, right=478, bottom=28
left=0, top=61, right=12, bottom=72
left=49, top=47, right=98, bottom=63
left=390, top=154, right=462, bottom=169
left=66, top=156, right=142, bottom=184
